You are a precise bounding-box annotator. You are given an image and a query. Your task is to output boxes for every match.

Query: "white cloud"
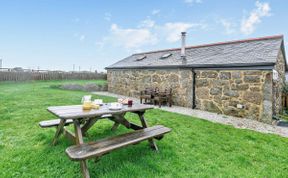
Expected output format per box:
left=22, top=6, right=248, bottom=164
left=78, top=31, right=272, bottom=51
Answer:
left=107, top=24, right=157, bottom=49
left=99, top=17, right=207, bottom=50
left=219, top=19, right=236, bottom=35
left=161, top=22, right=206, bottom=42
left=241, top=1, right=271, bottom=35
left=138, top=18, right=155, bottom=28
left=104, top=12, right=112, bottom=21
left=184, top=0, right=203, bottom=5
left=79, top=35, right=85, bottom=41
left=151, top=9, right=160, bottom=15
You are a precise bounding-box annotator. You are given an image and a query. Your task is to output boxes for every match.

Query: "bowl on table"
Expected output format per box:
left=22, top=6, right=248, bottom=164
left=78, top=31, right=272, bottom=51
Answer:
left=109, top=102, right=123, bottom=110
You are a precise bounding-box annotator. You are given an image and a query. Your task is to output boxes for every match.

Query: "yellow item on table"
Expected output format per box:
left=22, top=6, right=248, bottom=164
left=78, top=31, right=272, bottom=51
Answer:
left=82, top=101, right=92, bottom=110
left=92, top=103, right=100, bottom=109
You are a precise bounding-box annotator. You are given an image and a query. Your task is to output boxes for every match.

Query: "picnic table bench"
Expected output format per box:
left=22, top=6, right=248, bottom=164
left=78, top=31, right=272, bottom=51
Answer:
left=66, top=125, right=170, bottom=161
left=41, top=103, right=171, bottom=178
left=39, top=118, right=74, bottom=128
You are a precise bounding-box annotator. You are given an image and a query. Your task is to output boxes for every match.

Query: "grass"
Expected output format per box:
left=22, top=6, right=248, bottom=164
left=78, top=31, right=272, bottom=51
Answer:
left=0, top=80, right=288, bottom=177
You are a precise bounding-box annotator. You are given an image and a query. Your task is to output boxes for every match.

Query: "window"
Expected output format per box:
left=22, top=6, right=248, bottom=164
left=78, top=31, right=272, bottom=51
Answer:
left=160, top=53, right=172, bottom=59
left=135, top=55, right=146, bottom=61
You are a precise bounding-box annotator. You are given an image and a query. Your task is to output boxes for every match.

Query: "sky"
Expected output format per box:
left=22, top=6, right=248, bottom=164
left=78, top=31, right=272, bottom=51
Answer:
left=0, top=0, right=287, bottom=72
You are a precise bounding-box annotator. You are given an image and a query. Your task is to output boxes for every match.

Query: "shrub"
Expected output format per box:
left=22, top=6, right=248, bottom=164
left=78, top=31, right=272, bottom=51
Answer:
left=49, top=84, right=61, bottom=89
left=50, top=83, right=108, bottom=92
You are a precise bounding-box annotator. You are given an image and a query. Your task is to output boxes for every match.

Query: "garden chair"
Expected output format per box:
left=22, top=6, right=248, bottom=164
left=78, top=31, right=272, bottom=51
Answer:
left=140, top=88, right=155, bottom=104
left=153, top=88, right=172, bottom=108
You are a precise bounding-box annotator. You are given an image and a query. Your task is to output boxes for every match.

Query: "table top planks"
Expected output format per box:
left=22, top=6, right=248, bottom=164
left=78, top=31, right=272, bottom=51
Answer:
left=47, top=104, right=154, bottom=120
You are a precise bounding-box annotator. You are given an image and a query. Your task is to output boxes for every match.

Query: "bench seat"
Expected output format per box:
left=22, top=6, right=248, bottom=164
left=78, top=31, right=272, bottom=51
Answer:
left=66, top=125, right=171, bottom=161
left=39, top=119, right=74, bottom=128
left=39, top=115, right=113, bottom=128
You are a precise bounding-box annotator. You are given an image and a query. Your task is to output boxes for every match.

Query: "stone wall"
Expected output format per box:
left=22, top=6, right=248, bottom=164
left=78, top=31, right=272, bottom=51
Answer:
left=273, top=49, right=286, bottom=115
left=107, top=67, right=284, bottom=123
left=107, top=69, right=193, bottom=107
left=195, top=70, right=273, bottom=123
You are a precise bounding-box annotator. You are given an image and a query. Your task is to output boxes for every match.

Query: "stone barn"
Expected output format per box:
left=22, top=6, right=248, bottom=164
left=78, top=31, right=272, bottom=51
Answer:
left=106, top=34, right=286, bottom=123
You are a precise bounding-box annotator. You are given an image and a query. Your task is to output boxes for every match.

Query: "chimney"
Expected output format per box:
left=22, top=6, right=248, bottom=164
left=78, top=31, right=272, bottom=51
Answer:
left=181, top=32, right=187, bottom=64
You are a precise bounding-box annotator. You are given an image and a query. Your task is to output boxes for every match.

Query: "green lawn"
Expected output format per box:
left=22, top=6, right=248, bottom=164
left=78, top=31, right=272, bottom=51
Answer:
left=0, top=80, right=288, bottom=178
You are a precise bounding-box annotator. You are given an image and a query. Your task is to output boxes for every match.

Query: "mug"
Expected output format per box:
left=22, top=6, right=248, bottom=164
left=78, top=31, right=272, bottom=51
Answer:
left=81, top=95, right=92, bottom=103
left=128, top=99, right=133, bottom=107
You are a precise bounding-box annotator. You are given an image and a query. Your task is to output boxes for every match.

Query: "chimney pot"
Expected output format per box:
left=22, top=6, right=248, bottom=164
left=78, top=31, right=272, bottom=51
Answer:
left=181, top=32, right=187, bottom=65
left=181, top=32, right=186, bottom=57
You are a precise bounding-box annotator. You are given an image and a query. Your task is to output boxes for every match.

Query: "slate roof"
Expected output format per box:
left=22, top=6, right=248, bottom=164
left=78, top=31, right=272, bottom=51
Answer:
left=106, top=35, right=285, bottom=69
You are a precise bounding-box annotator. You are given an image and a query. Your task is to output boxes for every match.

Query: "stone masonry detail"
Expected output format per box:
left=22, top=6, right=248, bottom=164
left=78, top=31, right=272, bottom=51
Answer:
left=107, top=69, right=193, bottom=107
left=107, top=66, right=285, bottom=123
left=195, top=70, right=273, bottom=123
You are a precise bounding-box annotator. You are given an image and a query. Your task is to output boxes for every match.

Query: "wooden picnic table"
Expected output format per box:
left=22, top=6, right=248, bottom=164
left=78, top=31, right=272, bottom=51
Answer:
left=46, top=103, right=171, bottom=178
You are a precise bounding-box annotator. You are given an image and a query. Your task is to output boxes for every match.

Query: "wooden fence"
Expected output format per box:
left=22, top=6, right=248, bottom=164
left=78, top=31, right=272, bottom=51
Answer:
left=0, top=71, right=107, bottom=81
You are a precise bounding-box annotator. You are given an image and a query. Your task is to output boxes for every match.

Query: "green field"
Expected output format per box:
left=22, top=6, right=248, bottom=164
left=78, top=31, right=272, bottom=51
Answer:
left=0, top=80, right=288, bottom=177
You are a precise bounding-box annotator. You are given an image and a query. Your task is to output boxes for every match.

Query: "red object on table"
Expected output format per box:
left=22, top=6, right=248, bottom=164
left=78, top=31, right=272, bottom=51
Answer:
left=128, top=99, right=133, bottom=107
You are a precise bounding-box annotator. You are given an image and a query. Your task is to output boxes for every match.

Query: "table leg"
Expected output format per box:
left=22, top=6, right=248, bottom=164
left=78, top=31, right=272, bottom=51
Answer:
left=74, top=120, right=90, bottom=178
left=52, top=119, right=66, bottom=146
left=137, top=112, right=158, bottom=151
left=63, top=128, right=76, bottom=144
left=111, top=122, right=120, bottom=131
left=112, top=114, right=130, bottom=128
left=110, top=114, right=144, bottom=131
left=81, top=117, right=99, bottom=136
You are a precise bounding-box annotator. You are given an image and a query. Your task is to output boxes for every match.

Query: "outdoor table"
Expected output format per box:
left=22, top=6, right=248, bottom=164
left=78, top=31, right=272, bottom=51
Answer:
left=47, top=103, right=158, bottom=177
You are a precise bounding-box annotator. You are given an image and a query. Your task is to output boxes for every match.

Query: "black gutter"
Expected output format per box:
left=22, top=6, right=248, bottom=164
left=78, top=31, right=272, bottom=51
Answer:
left=105, top=62, right=275, bottom=70
left=192, top=69, right=196, bottom=109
